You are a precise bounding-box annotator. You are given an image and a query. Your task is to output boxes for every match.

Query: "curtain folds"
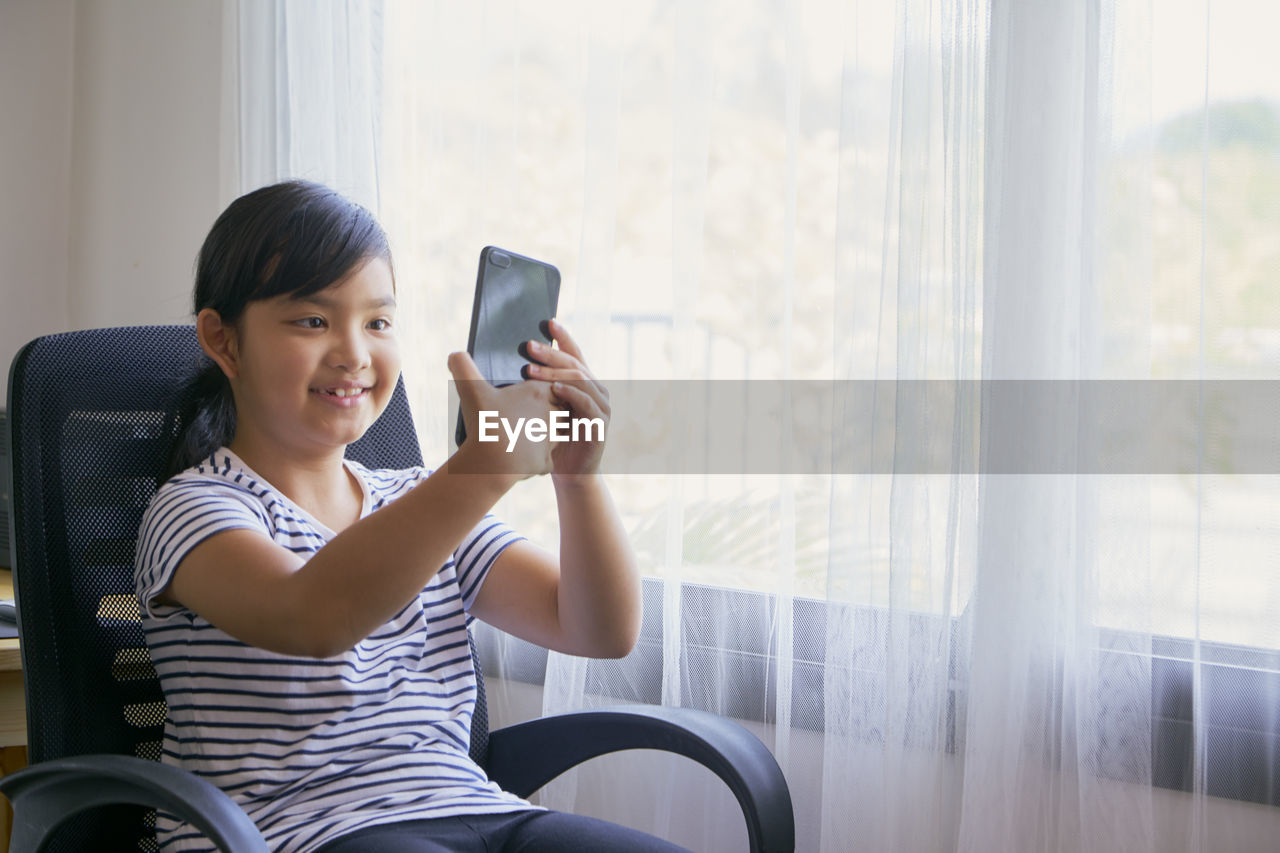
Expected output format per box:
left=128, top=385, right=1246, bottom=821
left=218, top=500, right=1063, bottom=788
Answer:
left=242, top=0, right=1280, bottom=850
left=229, top=0, right=383, bottom=210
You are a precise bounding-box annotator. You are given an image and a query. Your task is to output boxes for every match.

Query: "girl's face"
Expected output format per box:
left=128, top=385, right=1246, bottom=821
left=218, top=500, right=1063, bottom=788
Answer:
left=225, top=256, right=401, bottom=460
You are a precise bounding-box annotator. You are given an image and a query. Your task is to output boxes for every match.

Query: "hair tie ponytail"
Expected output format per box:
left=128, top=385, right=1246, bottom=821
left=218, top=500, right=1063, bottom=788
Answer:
left=165, top=359, right=236, bottom=479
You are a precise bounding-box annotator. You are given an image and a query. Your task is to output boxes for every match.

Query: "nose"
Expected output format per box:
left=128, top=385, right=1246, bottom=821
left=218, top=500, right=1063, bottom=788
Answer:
left=328, top=324, right=371, bottom=372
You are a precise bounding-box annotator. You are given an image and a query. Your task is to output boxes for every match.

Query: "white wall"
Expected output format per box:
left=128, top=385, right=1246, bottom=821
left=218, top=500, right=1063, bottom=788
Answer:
left=0, top=0, right=75, bottom=401
left=0, top=0, right=224, bottom=402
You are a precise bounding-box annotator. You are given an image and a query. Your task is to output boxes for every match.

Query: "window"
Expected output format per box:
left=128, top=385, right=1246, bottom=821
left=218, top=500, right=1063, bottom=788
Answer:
left=1130, top=0, right=1280, bottom=647
left=359, top=0, right=1280, bottom=831
left=379, top=0, right=948, bottom=603
left=379, top=0, right=1280, bottom=646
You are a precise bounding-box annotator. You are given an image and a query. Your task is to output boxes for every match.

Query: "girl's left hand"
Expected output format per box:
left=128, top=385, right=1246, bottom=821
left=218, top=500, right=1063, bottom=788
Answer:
left=522, top=319, right=610, bottom=477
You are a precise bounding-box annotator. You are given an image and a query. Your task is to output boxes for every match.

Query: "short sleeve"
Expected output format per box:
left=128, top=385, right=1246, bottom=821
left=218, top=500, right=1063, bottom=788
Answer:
left=452, top=515, right=524, bottom=611
left=134, top=478, right=271, bottom=621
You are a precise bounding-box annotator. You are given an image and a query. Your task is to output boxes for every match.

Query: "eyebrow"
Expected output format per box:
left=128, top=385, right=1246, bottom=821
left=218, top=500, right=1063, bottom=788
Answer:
left=293, top=293, right=397, bottom=310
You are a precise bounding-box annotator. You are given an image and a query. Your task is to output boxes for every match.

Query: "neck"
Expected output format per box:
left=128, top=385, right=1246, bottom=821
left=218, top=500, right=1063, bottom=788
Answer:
left=228, top=433, right=355, bottom=523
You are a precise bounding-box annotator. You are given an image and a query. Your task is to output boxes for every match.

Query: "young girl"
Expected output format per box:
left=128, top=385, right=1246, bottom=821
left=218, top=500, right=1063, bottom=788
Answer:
left=135, top=180, right=686, bottom=853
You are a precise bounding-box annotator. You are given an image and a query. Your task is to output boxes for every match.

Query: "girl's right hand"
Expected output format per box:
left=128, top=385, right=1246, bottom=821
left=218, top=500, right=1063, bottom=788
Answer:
left=448, top=351, right=555, bottom=480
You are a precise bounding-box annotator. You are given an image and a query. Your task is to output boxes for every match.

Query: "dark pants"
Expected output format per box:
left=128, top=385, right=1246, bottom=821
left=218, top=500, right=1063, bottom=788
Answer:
left=312, top=809, right=692, bottom=853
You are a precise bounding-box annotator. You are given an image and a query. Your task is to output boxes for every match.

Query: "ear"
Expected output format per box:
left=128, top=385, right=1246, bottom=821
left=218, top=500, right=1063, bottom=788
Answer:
left=196, top=308, right=240, bottom=380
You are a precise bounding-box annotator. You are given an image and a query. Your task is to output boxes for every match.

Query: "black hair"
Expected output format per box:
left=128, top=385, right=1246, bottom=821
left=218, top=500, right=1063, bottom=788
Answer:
left=166, top=180, right=393, bottom=478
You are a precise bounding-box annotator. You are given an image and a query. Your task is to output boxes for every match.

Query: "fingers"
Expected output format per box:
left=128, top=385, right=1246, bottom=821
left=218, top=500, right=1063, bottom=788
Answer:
left=546, top=318, right=584, bottom=361
left=528, top=320, right=589, bottom=373
left=526, top=360, right=609, bottom=408
left=523, top=358, right=589, bottom=383
left=524, top=323, right=610, bottom=403
left=524, top=339, right=582, bottom=372
left=548, top=381, right=610, bottom=477
left=550, top=378, right=610, bottom=422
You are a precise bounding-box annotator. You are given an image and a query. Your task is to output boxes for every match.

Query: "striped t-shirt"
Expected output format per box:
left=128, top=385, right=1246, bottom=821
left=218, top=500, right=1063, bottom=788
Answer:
left=134, top=448, right=535, bottom=852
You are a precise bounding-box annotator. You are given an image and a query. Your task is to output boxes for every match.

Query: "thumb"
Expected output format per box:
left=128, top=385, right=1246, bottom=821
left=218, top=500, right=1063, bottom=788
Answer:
left=448, top=352, right=488, bottom=407
left=447, top=351, right=484, bottom=382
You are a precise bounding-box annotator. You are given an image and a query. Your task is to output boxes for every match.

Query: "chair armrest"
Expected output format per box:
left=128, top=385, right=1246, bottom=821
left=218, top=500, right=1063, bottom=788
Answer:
left=485, top=704, right=794, bottom=853
left=0, top=754, right=268, bottom=852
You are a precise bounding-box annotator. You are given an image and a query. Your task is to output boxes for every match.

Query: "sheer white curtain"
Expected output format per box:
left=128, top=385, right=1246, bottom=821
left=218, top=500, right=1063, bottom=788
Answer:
left=226, top=0, right=383, bottom=209
left=240, top=0, right=1280, bottom=850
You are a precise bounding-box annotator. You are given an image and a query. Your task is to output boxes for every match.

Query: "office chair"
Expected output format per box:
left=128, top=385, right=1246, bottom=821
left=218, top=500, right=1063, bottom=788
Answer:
left=2, top=326, right=794, bottom=852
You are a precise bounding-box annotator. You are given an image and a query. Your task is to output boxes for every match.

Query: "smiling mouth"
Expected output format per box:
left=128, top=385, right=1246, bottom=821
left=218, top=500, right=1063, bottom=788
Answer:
left=313, top=387, right=370, bottom=399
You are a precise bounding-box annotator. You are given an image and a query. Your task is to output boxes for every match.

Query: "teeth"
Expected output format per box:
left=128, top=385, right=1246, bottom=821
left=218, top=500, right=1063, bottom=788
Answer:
left=325, top=388, right=363, bottom=398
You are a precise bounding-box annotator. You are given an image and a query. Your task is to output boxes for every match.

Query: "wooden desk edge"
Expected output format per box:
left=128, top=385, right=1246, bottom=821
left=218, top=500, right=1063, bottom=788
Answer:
left=0, top=572, right=16, bottom=672
left=0, top=643, right=17, bottom=674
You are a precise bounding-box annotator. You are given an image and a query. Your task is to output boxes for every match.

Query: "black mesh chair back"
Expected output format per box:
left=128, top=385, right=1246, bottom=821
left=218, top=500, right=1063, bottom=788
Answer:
left=6, top=325, right=490, bottom=850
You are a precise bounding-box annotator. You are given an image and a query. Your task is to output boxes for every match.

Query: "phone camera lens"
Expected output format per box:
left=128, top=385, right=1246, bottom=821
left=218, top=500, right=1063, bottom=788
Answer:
left=489, top=251, right=512, bottom=269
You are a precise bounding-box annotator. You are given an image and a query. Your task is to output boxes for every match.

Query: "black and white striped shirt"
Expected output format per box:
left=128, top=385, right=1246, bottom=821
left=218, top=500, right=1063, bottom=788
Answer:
left=135, top=449, right=533, bottom=852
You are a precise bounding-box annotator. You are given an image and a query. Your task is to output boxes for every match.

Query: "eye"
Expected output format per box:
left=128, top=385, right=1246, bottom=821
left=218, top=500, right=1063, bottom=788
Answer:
left=369, top=318, right=392, bottom=331
left=296, top=316, right=326, bottom=329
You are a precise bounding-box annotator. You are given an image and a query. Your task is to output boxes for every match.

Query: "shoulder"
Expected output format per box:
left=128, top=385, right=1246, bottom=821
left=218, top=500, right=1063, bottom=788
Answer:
left=344, top=458, right=430, bottom=508
left=142, top=450, right=273, bottom=534
left=135, top=450, right=278, bottom=615
left=153, top=449, right=272, bottom=504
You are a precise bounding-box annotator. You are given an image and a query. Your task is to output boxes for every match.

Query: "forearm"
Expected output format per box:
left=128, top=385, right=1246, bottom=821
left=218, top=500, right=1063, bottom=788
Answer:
left=552, top=474, right=641, bottom=658
left=291, top=444, right=517, bottom=655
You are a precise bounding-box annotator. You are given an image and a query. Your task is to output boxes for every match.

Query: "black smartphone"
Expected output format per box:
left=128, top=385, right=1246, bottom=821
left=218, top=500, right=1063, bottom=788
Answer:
left=456, top=246, right=561, bottom=445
